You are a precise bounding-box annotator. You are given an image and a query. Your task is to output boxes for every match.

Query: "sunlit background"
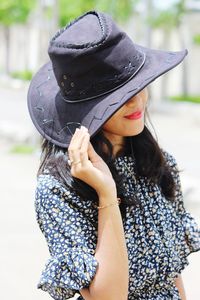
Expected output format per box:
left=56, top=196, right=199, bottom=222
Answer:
left=0, top=1, right=199, bottom=299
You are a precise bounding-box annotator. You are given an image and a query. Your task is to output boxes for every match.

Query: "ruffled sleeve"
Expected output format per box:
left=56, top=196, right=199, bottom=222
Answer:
left=163, top=150, right=200, bottom=256
left=34, top=173, right=99, bottom=300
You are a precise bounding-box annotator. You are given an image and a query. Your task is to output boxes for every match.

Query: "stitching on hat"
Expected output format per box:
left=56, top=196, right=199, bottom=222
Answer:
left=34, top=69, right=57, bottom=135
left=34, top=73, right=52, bottom=112
left=60, top=51, right=146, bottom=103
left=35, top=73, right=51, bottom=98
left=42, top=119, right=54, bottom=125
left=34, top=87, right=54, bottom=137
left=164, top=53, right=176, bottom=64
left=49, top=11, right=109, bottom=50
left=35, top=106, right=44, bottom=112
left=58, top=122, right=81, bottom=136
left=36, top=84, right=44, bottom=97
left=144, top=74, right=155, bottom=81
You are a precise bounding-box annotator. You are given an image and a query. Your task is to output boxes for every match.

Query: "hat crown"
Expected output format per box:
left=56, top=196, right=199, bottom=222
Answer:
left=53, top=12, right=104, bottom=46
left=48, top=10, right=145, bottom=102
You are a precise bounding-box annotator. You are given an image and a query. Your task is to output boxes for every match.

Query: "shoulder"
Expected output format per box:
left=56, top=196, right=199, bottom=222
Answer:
left=36, top=172, right=65, bottom=197
left=160, top=148, right=181, bottom=186
left=35, top=172, right=93, bottom=212
left=35, top=172, right=76, bottom=209
left=160, top=148, right=178, bottom=168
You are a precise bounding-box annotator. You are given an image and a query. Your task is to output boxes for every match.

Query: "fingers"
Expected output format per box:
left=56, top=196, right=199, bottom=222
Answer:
left=88, top=141, right=100, bottom=162
left=68, top=128, right=82, bottom=163
left=68, top=126, right=89, bottom=166
left=80, top=131, right=90, bottom=165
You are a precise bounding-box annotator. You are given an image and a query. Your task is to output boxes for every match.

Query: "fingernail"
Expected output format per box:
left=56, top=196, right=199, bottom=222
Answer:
left=81, top=125, right=88, bottom=131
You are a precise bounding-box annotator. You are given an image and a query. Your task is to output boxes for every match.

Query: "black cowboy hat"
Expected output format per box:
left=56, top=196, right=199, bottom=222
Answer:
left=27, top=10, right=188, bottom=148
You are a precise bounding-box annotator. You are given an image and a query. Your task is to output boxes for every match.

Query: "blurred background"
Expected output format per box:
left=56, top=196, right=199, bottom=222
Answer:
left=0, top=0, right=199, bottom=299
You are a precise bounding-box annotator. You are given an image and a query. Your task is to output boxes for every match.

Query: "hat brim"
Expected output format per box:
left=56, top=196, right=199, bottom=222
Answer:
left=27, top=45, right=187, bottom=148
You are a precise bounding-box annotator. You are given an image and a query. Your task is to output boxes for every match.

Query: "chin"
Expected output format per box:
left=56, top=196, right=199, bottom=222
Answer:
left=127, top=124, right=145, bottom=136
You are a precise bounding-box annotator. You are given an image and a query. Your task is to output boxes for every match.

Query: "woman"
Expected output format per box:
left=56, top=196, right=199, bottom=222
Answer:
left=27, top=10, right=200, bottom=300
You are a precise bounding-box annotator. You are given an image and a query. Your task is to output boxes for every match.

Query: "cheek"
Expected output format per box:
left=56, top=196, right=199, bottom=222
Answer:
left=102, top=110, right=125, bottom=133
left=102, top=116, right=118, bottom=132
left=102, top=92, right=147, bottom=135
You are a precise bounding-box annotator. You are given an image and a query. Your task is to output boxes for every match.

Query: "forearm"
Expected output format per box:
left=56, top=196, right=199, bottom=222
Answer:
left=89, top=194, right=129, bottom=299
left=175, top=274, right=187, bottom=300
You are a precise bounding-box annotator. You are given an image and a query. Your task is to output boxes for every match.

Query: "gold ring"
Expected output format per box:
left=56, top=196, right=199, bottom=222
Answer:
left=71, top=160, right=81, bottom=165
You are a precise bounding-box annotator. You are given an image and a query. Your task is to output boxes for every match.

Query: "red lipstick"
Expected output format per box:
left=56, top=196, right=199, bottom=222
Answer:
left=124, top=111, right=142, bottom=120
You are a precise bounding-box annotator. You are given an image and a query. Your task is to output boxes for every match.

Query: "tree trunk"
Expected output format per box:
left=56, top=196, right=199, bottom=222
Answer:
left=160, top=29, right=171, bottom=101
left=145, top=0, right=153, bottom=101
left=145, top=0, right=153, bottom=48
left=51, top=0, right=59, bottom=34
left=38, top=0, right=47, bottom=65
left=4, top=26, right=10, bottom=74
left=24, top=24, right=30, bottom=70
left=177, top=22, right=188, bottom=96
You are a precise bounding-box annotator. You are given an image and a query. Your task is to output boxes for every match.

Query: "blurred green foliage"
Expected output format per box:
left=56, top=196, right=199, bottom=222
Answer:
left=147, top=0, right=185, bottom=30
left=170, top=95, right=200, bottom=104
left=58, top=0, right=138, bottom=27
left=11, top=70, right=33, bottom=80
left=9, top=143, right=36, bottom=154
left=0, top=0, right=36, bottom=26
left=193, top=34, right=200, bottom=45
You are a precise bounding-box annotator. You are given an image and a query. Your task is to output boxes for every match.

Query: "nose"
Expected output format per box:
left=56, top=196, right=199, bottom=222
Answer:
left=125, top=92, right=142, bottom=108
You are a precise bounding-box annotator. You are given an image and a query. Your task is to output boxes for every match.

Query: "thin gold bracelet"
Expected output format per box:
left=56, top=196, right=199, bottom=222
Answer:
left=97, top=197, right=121, bottom=209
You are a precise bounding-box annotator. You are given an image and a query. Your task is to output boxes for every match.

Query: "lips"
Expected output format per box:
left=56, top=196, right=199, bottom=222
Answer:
left=124, top=110, right=143, bottom=120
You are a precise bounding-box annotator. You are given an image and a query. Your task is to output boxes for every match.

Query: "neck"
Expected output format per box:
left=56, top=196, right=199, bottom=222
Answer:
left=102, top=130, right=125, bottom=157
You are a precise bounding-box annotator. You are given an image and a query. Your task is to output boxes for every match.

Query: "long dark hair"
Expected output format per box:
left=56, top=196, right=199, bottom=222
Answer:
left=36, top=109, right=178, bottom=220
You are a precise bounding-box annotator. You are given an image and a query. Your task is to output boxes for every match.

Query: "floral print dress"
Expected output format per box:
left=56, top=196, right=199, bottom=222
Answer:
left=34, top=150, right=200, bottom=300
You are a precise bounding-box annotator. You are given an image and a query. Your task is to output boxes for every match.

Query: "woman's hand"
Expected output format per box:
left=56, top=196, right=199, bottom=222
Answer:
left=67, top=126, right=117, bottom=198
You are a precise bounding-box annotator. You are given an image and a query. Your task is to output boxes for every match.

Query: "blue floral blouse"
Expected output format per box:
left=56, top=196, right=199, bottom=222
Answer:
left=34, top=150, right=200, bottom=300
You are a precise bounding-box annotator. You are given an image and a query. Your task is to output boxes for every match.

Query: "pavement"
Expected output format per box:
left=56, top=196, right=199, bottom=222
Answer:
left=0, top=80, right=200, bottom=299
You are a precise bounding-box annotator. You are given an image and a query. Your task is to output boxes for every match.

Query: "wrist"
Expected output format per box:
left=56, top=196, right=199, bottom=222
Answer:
left=96, top=181, right=117, bottom=200
left=97, top=197, right=121, bottom=209
left=98, top=191, right=118, bottom=204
